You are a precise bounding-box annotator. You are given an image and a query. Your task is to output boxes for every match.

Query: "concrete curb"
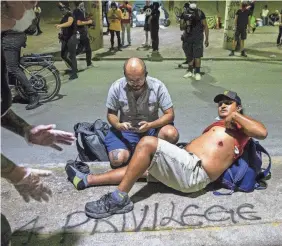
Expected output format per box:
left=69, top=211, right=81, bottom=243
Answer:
left=52, top=56, right=282, bottom=62
left=21, top=156, right=282, bottom=169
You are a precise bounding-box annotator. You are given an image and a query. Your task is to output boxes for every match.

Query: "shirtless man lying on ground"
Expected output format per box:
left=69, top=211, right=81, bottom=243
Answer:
left=66, top=90, right=268, bottom=219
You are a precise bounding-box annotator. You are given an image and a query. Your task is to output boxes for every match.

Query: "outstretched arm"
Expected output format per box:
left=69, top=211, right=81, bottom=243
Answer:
left=1, top=109, right=75, bottom=150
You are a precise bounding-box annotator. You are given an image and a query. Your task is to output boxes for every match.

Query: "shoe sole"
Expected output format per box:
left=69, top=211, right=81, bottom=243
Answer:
left=183, top=74, right=194, bottom=78
left=85, top=201, right=134, bottom=219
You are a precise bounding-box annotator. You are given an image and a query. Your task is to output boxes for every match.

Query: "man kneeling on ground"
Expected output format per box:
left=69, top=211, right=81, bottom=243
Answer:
left=103, top=57, right=179, bottom=168
left=66, top=90, right=267, bottom=219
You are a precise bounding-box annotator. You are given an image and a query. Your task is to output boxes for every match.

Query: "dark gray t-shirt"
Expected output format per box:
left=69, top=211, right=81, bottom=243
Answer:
left=182, top=9, right=206, bottom=38
left=106, top=76, right=173, bottom=126
left=236, top=9, right=250, bottom=29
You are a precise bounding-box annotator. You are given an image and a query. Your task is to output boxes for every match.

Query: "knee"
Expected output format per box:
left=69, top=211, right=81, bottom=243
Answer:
left=158, top=125, right=179, bottom=144
left=109, top=149, right=130, bottom=167
left=136, top=136, right=158, bottom=153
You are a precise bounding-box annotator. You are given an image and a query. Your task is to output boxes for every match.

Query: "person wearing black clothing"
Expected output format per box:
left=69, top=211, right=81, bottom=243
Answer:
left=103, top=1, right=110, bottom=34
left=143, top=1, right=152, bottom=46
left=277, top=10, right=282, bottom=46
left=2, top=31, right=40, bottom=110
left=57, top=2, right=78, bottom=80
left=181, top=2, right=209, bottom=81
left=229, top=2, right=250, bottom=57
left=150, top=2, right=160, bottom=52
left=73, top=1, right=94, bottom=68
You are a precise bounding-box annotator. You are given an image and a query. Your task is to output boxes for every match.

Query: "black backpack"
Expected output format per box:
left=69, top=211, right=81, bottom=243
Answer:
left=74, top=119, right=110, bottom=162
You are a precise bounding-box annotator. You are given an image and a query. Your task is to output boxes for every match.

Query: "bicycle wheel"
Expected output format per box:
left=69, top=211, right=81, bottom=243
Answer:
left=17, top=63, right=61, bottom=103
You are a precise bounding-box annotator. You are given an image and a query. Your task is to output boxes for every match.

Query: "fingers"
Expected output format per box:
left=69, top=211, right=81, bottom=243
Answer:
left=122, top=122, right=132, bottom=130
left=50, top=144, right=63, bottom=151
left=31, top=124, right=56, bottom=134
left=138, top=121, right=146, bottom=126
left=30, top=169, right=52, bottom=177
left=48, top=130, right=75, bottom=139
left=56, top=140, right=73, bottom=146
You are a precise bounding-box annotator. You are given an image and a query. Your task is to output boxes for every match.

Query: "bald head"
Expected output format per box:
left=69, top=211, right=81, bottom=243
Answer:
left=124, top=58, right=146, bottom=77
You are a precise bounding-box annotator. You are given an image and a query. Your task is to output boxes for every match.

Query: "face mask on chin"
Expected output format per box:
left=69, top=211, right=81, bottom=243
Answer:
left=11, top=9, right=35, bottom=32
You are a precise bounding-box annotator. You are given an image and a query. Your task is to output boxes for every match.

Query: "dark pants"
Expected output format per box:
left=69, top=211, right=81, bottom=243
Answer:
left=2, top=32, right=36, bottom=95
left=35, top=13, right=42, bottom=33
left=277, top=27, right=282, bottom=45
left=110, top=30, right=121, bottom=48
left=151, top=28, right=159, bottom=51
left=76, top=34, right=92, bottom=66
left=61, top=35, right=78, bottom=75
left=104, top=11, right=110, bottom=32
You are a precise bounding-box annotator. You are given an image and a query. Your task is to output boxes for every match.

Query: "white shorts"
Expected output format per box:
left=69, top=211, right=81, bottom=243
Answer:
left=148, top=139, right=211, bottom=193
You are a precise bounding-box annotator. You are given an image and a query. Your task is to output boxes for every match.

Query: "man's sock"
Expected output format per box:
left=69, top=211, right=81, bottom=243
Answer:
left=195, top=67, right=200, bottom=74
left=111, top=189, right=128, bottom=203
left=188, top=65, right=193, bottom=72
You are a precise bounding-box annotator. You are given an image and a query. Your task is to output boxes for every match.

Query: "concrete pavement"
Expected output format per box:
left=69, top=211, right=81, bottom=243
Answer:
left=1, top=159, right=282, bottom=245
left=24, top=24, right=282, bottom=61
left=1, top=60, right=282, bottom=245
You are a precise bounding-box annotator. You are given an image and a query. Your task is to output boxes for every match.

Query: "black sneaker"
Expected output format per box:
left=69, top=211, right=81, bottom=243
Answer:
left=69, top=74, right=78, bottom=80
left=85, top=192, right=134, bottom=219
left=241, top=51, right=247, bottom=57
left=229, top=51, right=235, bottom=56
left=26, top=94, right=40, bottom=110
left=65, top=161, right=89, bottom=190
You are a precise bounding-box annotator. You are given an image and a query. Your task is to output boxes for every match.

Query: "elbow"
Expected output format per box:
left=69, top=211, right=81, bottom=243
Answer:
left=256, top=128, right=268, bottom=140
left=167, top=112, right=175, bottom=122
left=260, top=129, right=268, bottom=140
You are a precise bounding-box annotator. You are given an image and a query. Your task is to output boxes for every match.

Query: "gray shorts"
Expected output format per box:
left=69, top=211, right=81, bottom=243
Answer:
left=148, top=139, right=211, bottom=193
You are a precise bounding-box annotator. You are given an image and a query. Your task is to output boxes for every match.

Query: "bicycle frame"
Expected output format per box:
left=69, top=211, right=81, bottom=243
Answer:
left=19, top=56, right=59, bottom=82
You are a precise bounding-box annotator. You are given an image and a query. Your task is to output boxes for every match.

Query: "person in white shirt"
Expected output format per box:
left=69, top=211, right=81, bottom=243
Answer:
left=261, top=5, right=269, bottom=26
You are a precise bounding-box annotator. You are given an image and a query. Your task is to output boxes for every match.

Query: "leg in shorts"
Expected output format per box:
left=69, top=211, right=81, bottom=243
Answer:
left=148, top=139, right=211, bottom=193
left=183, top=37, right=204, bottom=60
left=235, top=28, right=247, bottom=41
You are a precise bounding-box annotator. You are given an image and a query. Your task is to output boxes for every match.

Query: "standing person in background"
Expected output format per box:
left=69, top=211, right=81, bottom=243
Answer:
left=143, top=1, right=152, bottom=47
left=277, top=10, right=282, bottom=46
left=108, top=2, right=122, bottom=51
left=120, top=1, right=132, bottom=47
left=247, top=0, right=256, bottom=33
left=103, top=1, right=110, bottom=35
left=261, top=5, right=269, bottom=26
left=56, top=1, right=78, bottom=80
left=34, top=3, right=43, bottom=35
left=229, top=2, right=250, bottom=57
left=150, top=2, right=160, bottom=53
left=181, top=2, right=209, bottom=81
left=73, top=1, right=95, bottom=69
